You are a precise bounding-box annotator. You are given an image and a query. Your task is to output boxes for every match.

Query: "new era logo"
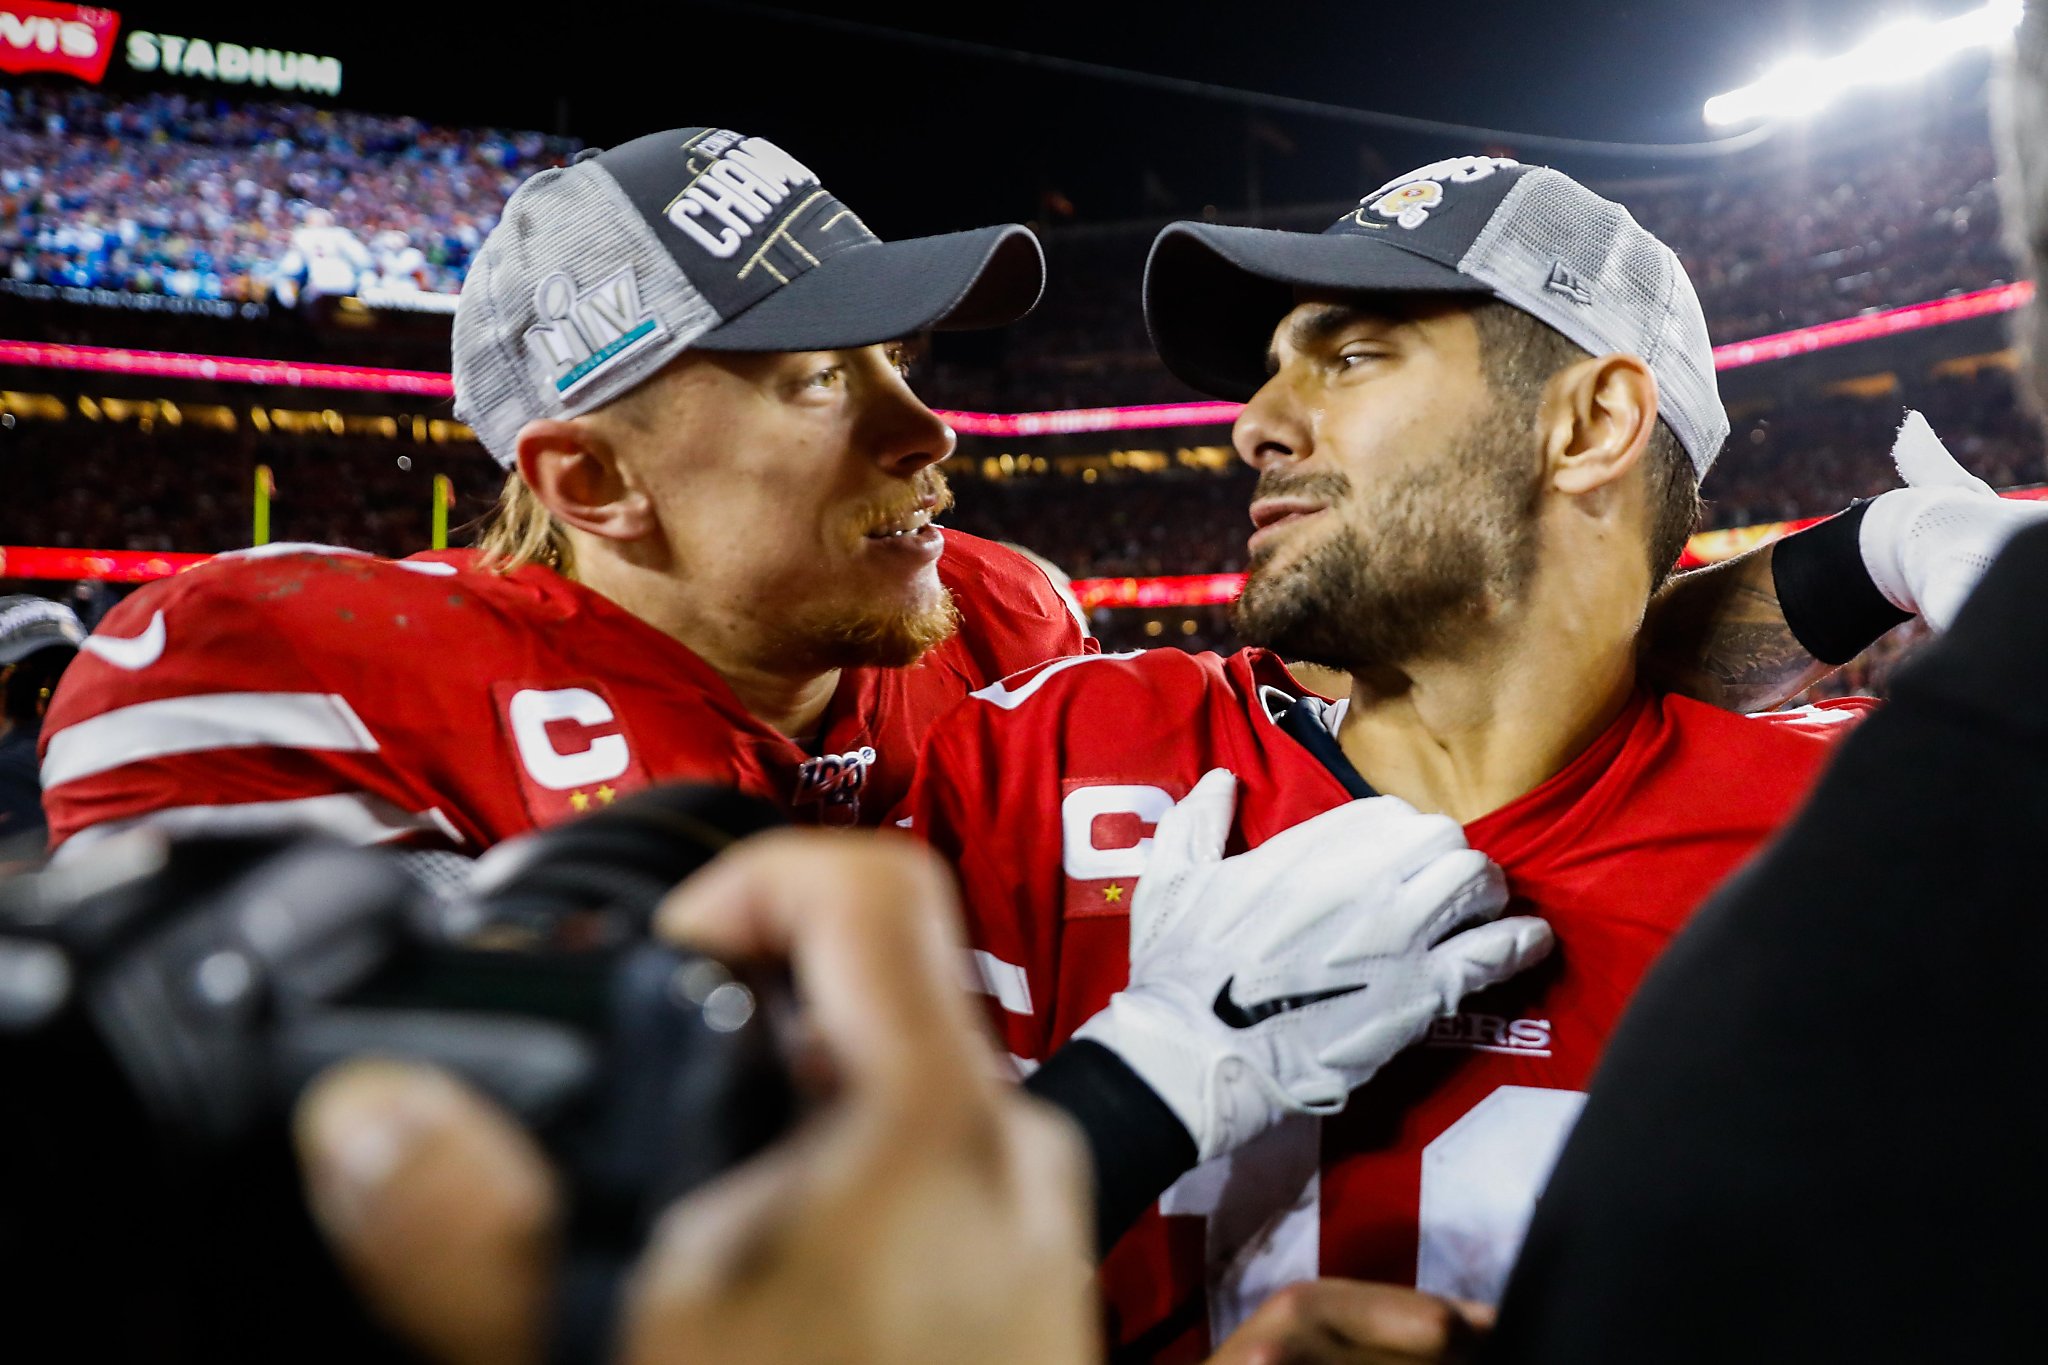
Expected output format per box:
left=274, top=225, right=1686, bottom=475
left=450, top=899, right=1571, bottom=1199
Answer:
left=1544, top=261, right=1593, bottom=305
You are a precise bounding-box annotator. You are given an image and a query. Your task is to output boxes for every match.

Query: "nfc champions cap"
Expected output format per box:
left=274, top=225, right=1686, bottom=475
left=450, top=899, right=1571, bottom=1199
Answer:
left=0, top=595, right=85, bottom=665
left=455, top=127, right=1046, bottom=467
left=1144, top=157, right=1728, bottom=476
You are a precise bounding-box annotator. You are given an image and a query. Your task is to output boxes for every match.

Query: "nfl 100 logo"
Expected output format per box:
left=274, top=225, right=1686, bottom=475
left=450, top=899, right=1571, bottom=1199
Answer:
left=795, top=746, right=878, bottom=824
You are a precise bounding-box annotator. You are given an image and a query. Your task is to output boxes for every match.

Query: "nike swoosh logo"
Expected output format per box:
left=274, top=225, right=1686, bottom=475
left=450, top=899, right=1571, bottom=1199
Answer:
left=1213, top=978, right=1367, bottom=1030
left=80, top=610, right=167, bottom=670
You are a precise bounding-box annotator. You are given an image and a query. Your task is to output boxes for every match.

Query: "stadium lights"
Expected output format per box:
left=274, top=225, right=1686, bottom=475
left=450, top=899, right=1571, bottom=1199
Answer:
left=1704, top=0, right=2025, bottom=128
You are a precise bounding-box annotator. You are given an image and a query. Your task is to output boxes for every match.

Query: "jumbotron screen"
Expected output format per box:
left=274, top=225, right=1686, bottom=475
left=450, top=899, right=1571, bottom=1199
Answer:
left=0, top=3, right=577, bottom=322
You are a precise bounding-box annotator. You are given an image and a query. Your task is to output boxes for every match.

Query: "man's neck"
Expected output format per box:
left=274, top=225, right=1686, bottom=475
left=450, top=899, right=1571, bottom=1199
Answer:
left=1335, top=561, right=1644, bottom=824
left=568, top=549, right=840, bottom=741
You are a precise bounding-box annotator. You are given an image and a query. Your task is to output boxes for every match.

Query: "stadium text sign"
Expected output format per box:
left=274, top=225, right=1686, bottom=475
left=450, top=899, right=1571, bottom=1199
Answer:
left=125, top=28, right=341, bottom=95
left=0, top=3, right=120, bottom=82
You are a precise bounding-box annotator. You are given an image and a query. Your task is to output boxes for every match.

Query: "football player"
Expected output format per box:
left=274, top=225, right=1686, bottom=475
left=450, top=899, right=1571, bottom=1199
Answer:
left=902, top=157, right=2047, bottom=1359
left=38, top=127, right=1086, bottom=849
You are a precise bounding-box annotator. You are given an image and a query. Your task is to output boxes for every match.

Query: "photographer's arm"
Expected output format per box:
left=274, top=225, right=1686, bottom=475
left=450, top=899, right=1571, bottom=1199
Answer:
left=296, top=831, right=1098, bottom=1365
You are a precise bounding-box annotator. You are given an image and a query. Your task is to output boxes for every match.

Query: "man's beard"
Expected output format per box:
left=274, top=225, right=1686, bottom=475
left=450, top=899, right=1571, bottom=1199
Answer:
left=1232, top=400, right=1543, bottom=673
left=778, top=468, right=963, bottom=670
left=795, top=586, right=962, bottom=670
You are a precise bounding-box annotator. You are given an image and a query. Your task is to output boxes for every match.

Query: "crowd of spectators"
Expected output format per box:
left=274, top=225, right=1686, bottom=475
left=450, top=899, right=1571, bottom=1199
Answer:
left=0, top=84, right=576, bottom=304
left=0, top=82, right=2017, bottom=411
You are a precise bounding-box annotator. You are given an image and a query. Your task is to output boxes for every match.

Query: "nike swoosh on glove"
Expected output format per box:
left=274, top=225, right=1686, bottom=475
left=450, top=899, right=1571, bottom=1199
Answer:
left=1861, top=409, right=2048, bottom=632
left=1073, top=768, right=1553, bottom=1164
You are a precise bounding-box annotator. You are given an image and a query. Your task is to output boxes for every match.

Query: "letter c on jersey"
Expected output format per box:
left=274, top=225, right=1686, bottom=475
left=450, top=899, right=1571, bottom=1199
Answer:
left=1061, top=785, right=1176, bottom=881
left=508, top=687, right=630, bottom=791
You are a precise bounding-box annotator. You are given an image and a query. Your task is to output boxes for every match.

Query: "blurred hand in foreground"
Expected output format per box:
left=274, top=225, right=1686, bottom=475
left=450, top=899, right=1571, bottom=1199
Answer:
left=296, top=830, right=1099, bottom=1365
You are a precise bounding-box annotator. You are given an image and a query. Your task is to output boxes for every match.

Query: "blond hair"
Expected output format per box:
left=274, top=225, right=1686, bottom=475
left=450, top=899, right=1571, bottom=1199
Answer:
left=473, top=471, right=576, bottom=576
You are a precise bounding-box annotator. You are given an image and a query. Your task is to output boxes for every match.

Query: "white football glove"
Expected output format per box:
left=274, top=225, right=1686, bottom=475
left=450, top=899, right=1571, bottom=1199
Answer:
left=1860, top=410, right=2048, bottom=632
left=1073, top=768, right=1553, bottom=1164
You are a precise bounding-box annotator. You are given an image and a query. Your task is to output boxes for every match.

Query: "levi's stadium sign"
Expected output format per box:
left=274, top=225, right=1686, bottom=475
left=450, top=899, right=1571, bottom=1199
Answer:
left=0, top=3, right=119, bottom=82
left=0, top=7, right=341, bottom=94
left=126, top=29, right=342, bottom=96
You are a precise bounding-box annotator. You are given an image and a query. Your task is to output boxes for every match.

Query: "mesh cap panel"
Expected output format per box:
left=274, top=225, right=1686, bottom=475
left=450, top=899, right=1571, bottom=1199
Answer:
left=453, top=162, right=721, bottom=467
left=1457, top=169, right=1728, bottom=476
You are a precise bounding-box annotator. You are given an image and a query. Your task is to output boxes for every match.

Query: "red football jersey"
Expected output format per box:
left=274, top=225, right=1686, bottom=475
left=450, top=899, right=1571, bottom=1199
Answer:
left=41, top=531, right=1087, bottom=853
left=905, top=647, right=1867, bottom=1361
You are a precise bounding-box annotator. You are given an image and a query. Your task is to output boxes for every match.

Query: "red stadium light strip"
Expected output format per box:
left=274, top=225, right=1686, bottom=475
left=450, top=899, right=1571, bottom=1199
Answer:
left=10, top=487, right=2048, bottom=595
left=0, top=283, right=2034, bottom=434
left=934, top=401, right=1244, bottom=438
left=0, top=547, right=211, bottom=583
left=1707, top=282, right=2035, bottom=369
left=1068, top=486, right=2048, bottom=610
left=0, top=340, right=457, bottom=398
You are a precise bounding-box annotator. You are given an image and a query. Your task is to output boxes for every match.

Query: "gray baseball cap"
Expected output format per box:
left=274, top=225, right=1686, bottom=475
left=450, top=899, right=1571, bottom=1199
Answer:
left=0, top=595, right=85, bottom=665
left=1144, top=156, right=1728, bottom=476
left=455, top=127, right=1046, bottom=467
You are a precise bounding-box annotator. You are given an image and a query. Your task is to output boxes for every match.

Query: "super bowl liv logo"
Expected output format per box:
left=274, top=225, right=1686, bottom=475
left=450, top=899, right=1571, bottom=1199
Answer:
left=523, top=266, right=670, bottom=400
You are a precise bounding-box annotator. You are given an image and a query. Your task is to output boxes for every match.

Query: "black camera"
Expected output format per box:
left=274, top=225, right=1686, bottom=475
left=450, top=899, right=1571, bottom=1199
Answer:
left=0, top=784, right=797, bottom=1364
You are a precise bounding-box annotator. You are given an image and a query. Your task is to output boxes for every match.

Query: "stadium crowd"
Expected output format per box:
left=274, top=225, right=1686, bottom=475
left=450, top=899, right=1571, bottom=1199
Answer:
left=0, top=79, right=2018, bottom=410
left=0, top=85, right=577, bottom=303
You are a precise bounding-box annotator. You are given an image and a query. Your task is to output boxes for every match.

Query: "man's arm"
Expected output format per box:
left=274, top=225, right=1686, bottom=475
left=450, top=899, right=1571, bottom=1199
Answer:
left=1642, top=414, right=2048, bottom=714
left=1641, top=502, right=1912, bottom=713
left=1638, top=540, right=1831, bottom=714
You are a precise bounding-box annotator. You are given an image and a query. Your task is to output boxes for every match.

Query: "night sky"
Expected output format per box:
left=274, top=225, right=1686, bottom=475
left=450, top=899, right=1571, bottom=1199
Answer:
left=120, top=1, right=1998, bottom=234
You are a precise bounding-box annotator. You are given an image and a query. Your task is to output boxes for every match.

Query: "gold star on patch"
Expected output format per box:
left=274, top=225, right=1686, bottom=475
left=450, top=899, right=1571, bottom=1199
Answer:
left=569, top=790, right=590, bottom=812
left=595, top=784, right=617, bottom=806
left=1103, top=883, right=1124, bottom=904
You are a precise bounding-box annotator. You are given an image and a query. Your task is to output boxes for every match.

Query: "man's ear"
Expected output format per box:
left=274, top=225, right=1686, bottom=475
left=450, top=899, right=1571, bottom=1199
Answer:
left=1541, top=354, right=1659, bottom=495
left=514, top=419, right=655, bottom=542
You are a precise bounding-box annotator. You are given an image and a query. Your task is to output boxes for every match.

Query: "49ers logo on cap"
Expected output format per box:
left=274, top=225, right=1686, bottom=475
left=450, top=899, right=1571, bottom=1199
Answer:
left=1372, top=181, right=1445, bottom=229
left=1352, top=155, right=1519, bottom=232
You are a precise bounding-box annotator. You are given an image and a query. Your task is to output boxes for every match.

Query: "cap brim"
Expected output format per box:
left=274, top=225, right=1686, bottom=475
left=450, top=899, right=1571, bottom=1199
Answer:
left=1143, top=222, right=1494, bottom=401
left=691, top=223, right=1044, bottom=352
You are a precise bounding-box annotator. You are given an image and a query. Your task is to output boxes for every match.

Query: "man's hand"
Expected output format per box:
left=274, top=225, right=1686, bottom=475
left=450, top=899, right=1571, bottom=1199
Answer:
left=1861, top=409, right=2048, bottom=631
left=1204, top=1279, right=1493, bottom=1365
left=295, top=831, right=1099, bottom=1365
left=1074, top=769, right=1552, bottom=1163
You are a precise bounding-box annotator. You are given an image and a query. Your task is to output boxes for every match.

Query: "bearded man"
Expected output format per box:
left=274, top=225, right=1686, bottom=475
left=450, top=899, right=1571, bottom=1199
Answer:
left=902, top=155, right=2038, bottom=1361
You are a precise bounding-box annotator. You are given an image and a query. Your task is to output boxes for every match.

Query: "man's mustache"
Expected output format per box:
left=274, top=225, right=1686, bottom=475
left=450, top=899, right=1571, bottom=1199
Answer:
left=1251, top=470, right=1353, bottom=505
left=853, top=468, right=955, bottom=534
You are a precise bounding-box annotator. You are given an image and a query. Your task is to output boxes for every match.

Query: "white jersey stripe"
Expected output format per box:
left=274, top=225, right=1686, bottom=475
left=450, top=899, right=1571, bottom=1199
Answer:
left=965, top=948, right=1033, bottom=1015
left=50, top=792, right=449, bottom=861
left=42, top=691, right=378, bottom=789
